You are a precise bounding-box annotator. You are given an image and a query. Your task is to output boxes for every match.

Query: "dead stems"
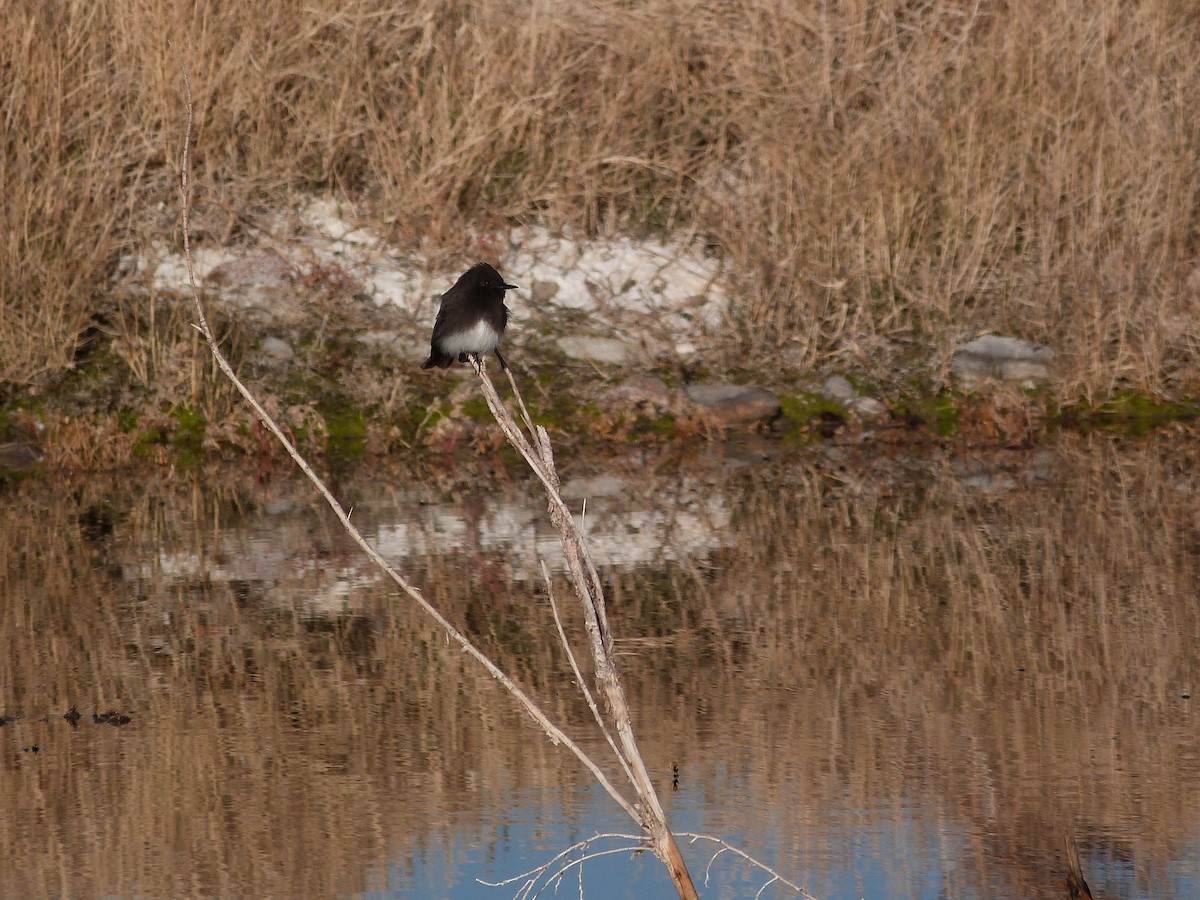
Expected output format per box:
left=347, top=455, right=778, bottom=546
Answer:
left=169, top=47, right=816, bottom=900
left=172, top=52, right=636, bottom=825
left=468, top=355, right=698, bottom=897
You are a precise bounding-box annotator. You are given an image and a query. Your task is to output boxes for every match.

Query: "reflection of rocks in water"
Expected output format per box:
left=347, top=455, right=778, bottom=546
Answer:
left=118, top=472, right=733, bottom=618
left=952, top=449, right=1057, bottom=491
left=0, top=441, right=43, bottom=472
left=4, top=435, right=1200, bottom=896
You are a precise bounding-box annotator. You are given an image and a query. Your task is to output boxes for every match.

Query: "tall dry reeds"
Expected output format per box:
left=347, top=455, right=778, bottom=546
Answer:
left=3, top=0, right=1199, bottom=396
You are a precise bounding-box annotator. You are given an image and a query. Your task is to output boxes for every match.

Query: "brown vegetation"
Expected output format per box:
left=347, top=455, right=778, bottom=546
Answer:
left=1, top=435, right=1197, bottom=895
left=3, top=0, right=1200, bottom=401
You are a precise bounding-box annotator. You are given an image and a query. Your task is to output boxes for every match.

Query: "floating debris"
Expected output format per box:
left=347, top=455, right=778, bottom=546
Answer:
left=93, top=710, right=133, bottom=726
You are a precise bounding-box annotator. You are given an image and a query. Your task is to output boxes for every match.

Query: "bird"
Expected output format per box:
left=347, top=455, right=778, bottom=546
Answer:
left=421, top=262, right=518, bottom=371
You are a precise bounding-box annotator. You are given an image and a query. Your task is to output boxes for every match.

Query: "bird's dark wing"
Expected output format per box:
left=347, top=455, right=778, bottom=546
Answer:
left=429, top=292, right=455, bottom=344
left=421, top=293, right=458, bottom=369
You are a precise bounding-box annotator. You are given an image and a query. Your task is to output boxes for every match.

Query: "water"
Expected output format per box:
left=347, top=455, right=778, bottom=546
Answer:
left=1, top=434, right=1197, bottom=898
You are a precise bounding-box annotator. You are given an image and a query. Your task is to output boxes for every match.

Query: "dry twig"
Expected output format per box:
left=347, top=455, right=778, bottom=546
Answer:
left=170, top=49, right=636, bottom=824
left=173, top=48, right=807, bottom=900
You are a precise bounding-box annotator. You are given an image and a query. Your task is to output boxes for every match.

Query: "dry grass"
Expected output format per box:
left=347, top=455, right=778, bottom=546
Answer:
left=3, top=0, right=1199, bottom=397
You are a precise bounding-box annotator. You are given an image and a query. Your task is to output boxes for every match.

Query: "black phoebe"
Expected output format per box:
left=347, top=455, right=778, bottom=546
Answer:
left=421, top=263, right=518, bottom=371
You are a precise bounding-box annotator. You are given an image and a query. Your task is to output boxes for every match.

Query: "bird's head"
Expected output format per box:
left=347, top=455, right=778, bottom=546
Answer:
left=461, top=262, right=518, bottom=294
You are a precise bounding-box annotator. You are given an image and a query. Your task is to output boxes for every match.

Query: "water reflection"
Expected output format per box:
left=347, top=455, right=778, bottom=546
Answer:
left=0, top=435, right=1197, bottom=898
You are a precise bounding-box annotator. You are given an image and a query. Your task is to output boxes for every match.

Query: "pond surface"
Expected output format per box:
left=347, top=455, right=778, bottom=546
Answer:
left=1, top=434, right=1197, bottom=898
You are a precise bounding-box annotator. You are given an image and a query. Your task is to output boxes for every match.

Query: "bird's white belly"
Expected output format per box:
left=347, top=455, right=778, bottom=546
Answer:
left=440, top=318, right=500, bottom=356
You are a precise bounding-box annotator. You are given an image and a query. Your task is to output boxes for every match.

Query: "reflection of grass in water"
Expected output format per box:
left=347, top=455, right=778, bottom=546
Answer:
left=1, top=438, right=1199, bottom=897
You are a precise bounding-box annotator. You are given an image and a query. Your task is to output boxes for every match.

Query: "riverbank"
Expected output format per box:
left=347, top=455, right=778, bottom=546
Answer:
left=1, top=196, right=1196, bottom=474
left=6, top=1, right=1200, bottom=472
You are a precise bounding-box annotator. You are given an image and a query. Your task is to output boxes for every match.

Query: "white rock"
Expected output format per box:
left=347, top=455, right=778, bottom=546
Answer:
left=820, top=375, right=857, bottom=402
left=260, top=336, right=294, bottom=362
left=950, top=335, right=1053, bottom=382
left=556, top=336, right=632, bottom=365
left=850, top=396, right=886, bottom=417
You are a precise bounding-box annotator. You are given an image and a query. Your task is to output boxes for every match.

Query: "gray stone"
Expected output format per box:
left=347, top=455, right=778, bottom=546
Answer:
left=557, top=335, right=631, bottom=365
left=530, top=279, right=560, bottom=304
left=205, top=254, right=295, bottom=311
left=819, top=375, right=885, bottom=417
left=0, top=442, right=42, bottom=472
left=206, top=254, right=293, bottom=291
left=561, top=475, right=629, bottom=500
left=849, top=396, right=887, bottom=417
left=260, top=336, right=294, bottom=362
left=602, top=375, right=674, bottom=414
left=684, top=384, right=780, bottom=425
left=952, top=459, right=1017, bottom=491
left=820, top=375, right=856, bottom=402
left=607, top=375, right=672, bottom=403
left=950, top=335, right=1053, bottom=382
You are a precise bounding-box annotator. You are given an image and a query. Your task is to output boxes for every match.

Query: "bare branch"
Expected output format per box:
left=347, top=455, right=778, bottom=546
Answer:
left=476, top=832, right=643, bottom=888
left=171, top=48, right=804, bottom=900
left=541, top=560, right=636, bottom=788
left=683, top=833, right=815, bottom=898
left=469, top=358, right=698, bottom=896
left=478, top=832, right=649, bottom=900
left=530, top=846, right=648, bottom=899
left=169, top=46, right=639, bottom=828
left=504, top=364, right=538, bottom=437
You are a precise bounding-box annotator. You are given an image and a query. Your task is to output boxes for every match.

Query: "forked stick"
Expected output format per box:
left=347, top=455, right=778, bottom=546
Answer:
left=173, top=48, right=808, bottom=900
left=170, top=53, right=636, bottom=823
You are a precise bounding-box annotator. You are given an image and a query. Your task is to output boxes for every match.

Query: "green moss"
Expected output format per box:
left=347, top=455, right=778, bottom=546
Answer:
left=421, top=408, right=443, bottom=431
left=171, top=406, right=207, bottom=464
left=117, top=408, right=140, bottom=433
left=1079, top=392, right=1196, bottom=435
left=461, top=396, right=492, bottom=421
left=646, top=414, right=677, bottom=438
left=933, top=395, right=960, bottom=437
left=894, top=391, right=961, bottom=437
left=405, top=402, right=440, bottom=441
left=524, top=378, right=591, bottom=432
left=778, top=391, right=843, bottom=425
left=131, top=425, right=167, bottom=458
left=291, top=423, right=312, bottom=451
left=772, top=392, right=846, bottom=443
left=321, top=403, right=366, bottom=462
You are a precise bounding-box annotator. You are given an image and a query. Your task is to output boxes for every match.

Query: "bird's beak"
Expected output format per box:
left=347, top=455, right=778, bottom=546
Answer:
left=501, top=281, right=518, bottom=291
